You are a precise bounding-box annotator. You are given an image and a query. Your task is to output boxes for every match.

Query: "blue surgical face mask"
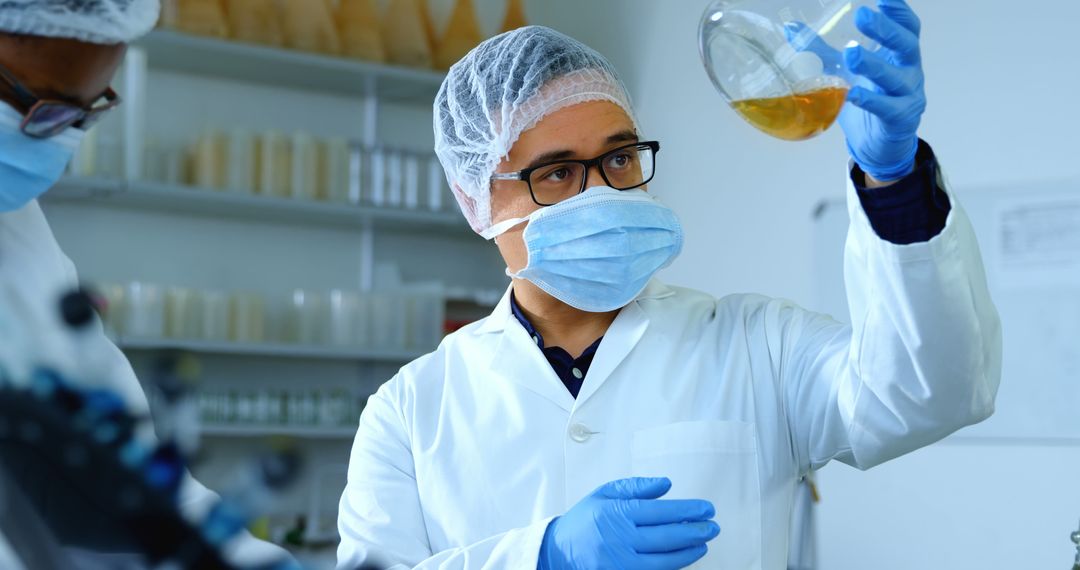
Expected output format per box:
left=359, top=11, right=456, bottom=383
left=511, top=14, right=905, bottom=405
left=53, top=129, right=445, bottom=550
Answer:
left=0, top=102, right=84, bottom=213
left=487, top=186, right=684, bottom=313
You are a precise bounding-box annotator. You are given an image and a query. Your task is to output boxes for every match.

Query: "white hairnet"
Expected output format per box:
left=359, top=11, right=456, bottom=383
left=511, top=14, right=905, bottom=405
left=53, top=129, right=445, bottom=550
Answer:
left=0, top=0, right=160, bottom=44
left=433, top=25, right=638, bottom=237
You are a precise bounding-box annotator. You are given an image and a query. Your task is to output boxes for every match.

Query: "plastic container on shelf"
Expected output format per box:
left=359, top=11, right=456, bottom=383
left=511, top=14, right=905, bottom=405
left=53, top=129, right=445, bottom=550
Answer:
left=500, top=0, right=528, bottom=33
left=369, top=291, right=406, bottom=351
left=405, top=286, right=446, bottom=350
left=199, top=289, right=230, bottom=342
left=403, top=154, right=420, bottom=210
left=348, top=143, right=366, bottom=205
left=124, top=282, right=165, bottom=339
left=368, top=147, right=386, bottom=206
left=287, top=290, right=326, bottom=345
left=193, top=129, right=227, bottom=190
left=229, top=292, right=266, bottom=343
left=224, top=0, right=284, bottom=47
left=328, top=290, right=365, bottom=347
left=426, top=156, right=445, bottom=212
left=336, top=0, right=385, bottom=62
left=281, top=0, right=341, bottom=55
left=318, top=137, right=351, bottom=203
left=165, top=286, right=201, bottom=339
left=383, top=0, right=433, bottom=68
left=69, top=125, right=99, bottom=178
left=289, top=132, right=319, bottom=201
left=224, top=129, right=257, bottom=194
left=169, top=0, right=230, bottom=38
left=385, top=151, right=403, bottom=208
left=256, top=131, right=292, bottom=198
left=435, top=0, right=482, bottom=71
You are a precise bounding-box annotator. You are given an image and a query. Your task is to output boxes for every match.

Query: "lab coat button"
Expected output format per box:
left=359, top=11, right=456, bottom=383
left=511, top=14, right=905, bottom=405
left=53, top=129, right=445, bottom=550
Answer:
left=571, top=367, right=584, bottom=380
left=569, top=423, right=592, bottom=443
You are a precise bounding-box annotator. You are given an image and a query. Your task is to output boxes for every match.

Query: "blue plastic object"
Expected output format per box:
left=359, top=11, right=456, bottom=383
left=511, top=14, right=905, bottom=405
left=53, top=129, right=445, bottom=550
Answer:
left=538, top=477, right=720, bottom=570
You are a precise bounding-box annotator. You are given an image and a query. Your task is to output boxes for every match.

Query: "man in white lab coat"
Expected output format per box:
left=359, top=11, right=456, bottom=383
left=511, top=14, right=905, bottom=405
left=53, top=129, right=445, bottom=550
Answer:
left=0, top=1, right=288, bottom=566
left=338, top=3, right=1001, bottom=570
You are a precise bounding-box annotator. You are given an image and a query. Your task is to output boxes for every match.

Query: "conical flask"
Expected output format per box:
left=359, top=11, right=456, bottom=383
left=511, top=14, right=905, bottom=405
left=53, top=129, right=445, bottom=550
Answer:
left=172, top=0, right=229, bottom=38
left=435, top=0, right=483, bottom=70
left=500, top=0, right=527, bottom=34
left=225, top=0, right=283, bottom=46
left=281, top=0, right=341, bottom=55
left=383, top=0, right=433, bottom=68
left=337, top=0, right=386, bottom=62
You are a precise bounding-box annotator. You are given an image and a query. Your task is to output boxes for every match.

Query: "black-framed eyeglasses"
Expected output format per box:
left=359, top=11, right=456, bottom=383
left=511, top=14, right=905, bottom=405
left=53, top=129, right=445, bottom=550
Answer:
left=0, top=63, right=121, bottom=139
left=491, top=140, right=661, bottom=206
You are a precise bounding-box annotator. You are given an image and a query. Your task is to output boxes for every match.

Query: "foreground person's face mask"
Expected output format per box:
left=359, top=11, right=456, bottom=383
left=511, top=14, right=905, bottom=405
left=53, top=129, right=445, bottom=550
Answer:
left=489, top=186, right=684, bottom=313
left=0, top=102, right=84, bottom=213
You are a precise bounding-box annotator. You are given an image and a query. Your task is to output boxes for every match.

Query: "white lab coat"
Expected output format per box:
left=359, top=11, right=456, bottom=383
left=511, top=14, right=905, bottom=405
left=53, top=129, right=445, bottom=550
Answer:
left=0, top=200, right=289, bottom=567
left=337, top=170, right=1002, bottom=570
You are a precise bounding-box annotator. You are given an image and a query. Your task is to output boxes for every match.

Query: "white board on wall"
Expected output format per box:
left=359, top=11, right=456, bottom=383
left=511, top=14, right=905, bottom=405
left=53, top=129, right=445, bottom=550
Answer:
left=811, top=179, right=1080, bottom=442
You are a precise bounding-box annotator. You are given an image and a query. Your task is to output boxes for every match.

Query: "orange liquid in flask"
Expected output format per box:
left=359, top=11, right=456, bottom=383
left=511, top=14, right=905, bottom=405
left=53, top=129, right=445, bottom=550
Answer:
left=730, top=86, right=849, bottom=141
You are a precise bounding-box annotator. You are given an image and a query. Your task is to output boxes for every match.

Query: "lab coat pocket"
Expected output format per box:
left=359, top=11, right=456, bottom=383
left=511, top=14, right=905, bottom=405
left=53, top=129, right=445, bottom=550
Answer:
left=632, top=420, right=762, bottom=570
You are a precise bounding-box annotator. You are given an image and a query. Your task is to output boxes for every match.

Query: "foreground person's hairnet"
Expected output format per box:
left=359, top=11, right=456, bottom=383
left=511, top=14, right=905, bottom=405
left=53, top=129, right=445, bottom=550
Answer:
left=433, top=25, right=638, bottom=237
left=0, top=0, right=160, bottom=44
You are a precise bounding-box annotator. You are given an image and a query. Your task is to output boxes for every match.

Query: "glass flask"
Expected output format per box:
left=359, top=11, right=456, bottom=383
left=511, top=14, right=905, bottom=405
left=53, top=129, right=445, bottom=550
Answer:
left=699, top=0, right=878, bottom=141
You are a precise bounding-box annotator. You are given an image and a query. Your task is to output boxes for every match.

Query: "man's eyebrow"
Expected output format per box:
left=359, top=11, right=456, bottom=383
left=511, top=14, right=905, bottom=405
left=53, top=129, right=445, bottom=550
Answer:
left=605, top=130, right=639, bottom=145
left=525, top=131, right=640, bottom=170
left=527, top=149, right=577, bottom=170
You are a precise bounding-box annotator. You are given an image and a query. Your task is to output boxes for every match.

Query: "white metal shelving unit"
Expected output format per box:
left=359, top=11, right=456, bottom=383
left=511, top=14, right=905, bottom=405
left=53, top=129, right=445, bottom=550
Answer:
left=50, top=33, right=483, bottom=443
left=48, top=177, right=469, bottom=233
left=199, top=424, right=357, bottom=440
left=78, top=29, right=458, bottom=290
left=117, top=336, right=424, bottom=362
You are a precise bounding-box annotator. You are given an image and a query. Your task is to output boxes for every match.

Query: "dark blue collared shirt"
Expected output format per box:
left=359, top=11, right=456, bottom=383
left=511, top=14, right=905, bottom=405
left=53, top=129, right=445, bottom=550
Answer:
left=510, top=294, right=602, bottom=399
left=512, top=140, right=950, bottom=398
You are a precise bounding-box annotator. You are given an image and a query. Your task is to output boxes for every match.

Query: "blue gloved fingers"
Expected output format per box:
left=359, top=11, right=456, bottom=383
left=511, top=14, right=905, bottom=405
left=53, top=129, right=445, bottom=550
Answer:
left=877, top=0, right=922, bottom=37
left=847, top=87, right=925, bottom=124
left=625, top=498, right=716, bottom=525
left=631, top=521, right=721, bottom=553
left=783, top=21, right=844, bottom=73
left=593, top=477, right=672, bottom=500
left=844, top=46, right=918, bottom=96
left=638, top=545, right=710, bottom=570
left=854, top=6, right=920, bottom=64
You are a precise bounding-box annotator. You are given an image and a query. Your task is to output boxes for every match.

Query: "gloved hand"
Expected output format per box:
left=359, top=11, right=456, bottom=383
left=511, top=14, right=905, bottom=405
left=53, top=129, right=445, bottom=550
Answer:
left=839, top=0, right=927, bottom=181
left=538, top=477, right=720, bottom=570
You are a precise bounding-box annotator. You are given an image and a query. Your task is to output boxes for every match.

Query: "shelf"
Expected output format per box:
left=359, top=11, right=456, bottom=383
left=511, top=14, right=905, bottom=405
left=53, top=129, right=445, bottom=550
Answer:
left=200, top=424, right=356, bottom=440
left=45, top=177, right=470, bottom=233
left=117, top=337, right=424, bottom=363
left=135, top=30, right=445, bottom=104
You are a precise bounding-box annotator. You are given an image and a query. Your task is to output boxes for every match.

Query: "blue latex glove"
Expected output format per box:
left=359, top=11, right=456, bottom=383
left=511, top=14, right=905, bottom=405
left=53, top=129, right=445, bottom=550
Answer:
left=538, top=477, right=720, bottom=570
left=840, top=0, right=927, bottom=181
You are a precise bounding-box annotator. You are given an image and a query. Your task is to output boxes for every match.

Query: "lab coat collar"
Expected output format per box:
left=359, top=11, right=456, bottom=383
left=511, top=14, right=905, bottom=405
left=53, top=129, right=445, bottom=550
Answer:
left=476, top=280, right=673, bottom=412
left=473, top=279, right=675, bottom=336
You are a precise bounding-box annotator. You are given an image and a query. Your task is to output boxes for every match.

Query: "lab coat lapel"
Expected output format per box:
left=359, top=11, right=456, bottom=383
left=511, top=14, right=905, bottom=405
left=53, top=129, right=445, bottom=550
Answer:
left=572, top=288, right=658, bottom=407
left=482, top=287, right=576, bottom=413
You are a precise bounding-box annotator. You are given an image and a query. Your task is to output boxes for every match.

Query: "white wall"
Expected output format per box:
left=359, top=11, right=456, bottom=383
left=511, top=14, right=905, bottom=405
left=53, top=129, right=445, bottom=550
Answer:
left=531, top=1, right=1080, bottom=568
